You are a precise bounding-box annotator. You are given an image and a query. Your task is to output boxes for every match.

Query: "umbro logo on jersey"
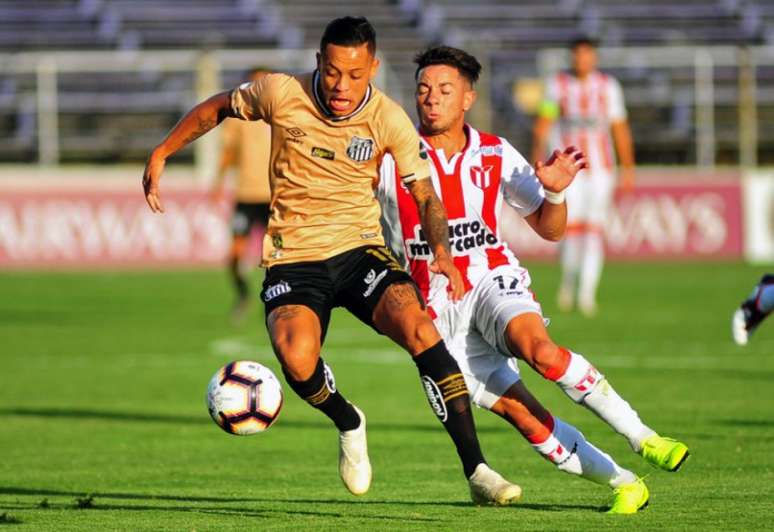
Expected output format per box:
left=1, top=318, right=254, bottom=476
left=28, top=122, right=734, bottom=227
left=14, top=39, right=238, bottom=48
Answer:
left=470, top=165, right=494, bottom=189
left=287, top=127, right=306, bottom=137
left=346, top=136, right=375, bottom=162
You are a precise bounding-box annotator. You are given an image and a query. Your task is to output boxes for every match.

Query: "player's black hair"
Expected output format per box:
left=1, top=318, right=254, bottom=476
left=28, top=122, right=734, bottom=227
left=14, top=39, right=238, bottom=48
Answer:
left=320, top=16, right=376, bottom=55
left=413, top=46, right=482, bottom=85
left=570, top=35, right=599, bottom=50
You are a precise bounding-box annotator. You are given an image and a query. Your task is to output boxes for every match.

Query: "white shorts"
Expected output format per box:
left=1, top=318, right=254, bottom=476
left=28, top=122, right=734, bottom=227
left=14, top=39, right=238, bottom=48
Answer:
left=433, top=265, right=544, bottom=410
left=566, top=169, right=615, bottom=228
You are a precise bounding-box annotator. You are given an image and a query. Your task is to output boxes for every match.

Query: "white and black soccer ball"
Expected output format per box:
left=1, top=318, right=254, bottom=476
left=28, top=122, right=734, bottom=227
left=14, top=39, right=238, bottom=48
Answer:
left=206, top=361, right=283, bottom=435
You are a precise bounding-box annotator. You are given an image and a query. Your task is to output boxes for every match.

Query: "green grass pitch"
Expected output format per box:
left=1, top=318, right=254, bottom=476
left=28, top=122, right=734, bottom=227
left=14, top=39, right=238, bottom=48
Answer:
left=1, top=262, right=772, bottom=530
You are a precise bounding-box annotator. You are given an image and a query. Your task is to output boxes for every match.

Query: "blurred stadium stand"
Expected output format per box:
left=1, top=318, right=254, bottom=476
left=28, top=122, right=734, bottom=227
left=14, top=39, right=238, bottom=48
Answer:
left=1, top=0, right=773, bottom=165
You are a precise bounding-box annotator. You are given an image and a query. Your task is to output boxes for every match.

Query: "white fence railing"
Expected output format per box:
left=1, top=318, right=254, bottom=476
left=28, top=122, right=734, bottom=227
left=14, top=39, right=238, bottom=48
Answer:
left=0, top=48, right=401, bottom=179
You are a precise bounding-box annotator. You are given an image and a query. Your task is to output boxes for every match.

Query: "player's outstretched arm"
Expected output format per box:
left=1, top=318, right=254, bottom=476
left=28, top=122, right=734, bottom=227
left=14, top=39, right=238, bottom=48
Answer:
left=143, top=91, right=235, bottom=213
left=407, top=178, right=464, bottom=301
left=611, top=119, right=635, bottom=194
left=525, top=146, right=587, bottom=241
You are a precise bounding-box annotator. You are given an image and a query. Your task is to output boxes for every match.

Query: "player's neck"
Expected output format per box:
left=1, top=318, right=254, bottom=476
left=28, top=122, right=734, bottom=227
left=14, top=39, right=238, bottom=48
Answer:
left=574, top=70, right=594, bottom=81
left=421, top=124, right=468, bottom=156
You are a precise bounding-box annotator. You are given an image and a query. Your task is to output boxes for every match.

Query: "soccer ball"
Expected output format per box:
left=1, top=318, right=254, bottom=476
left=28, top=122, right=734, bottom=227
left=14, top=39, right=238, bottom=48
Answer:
left=206, top=361, right=283, bottom=435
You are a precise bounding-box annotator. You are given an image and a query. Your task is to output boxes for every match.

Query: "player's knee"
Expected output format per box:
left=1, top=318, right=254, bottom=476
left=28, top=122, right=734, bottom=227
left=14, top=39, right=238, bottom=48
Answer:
left=271, top=331, right=316, bottom=357
left=405, top=313, right=442, bottom=354
left=269, top=332, right=319, bottom=380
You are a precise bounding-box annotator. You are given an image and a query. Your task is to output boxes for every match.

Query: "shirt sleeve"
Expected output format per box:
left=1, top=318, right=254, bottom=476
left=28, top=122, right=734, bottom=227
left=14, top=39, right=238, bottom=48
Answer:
left=607, top=76, right=627, bottom=122
left=500, top=141, right=545, bottom=217
left=383, top=102, right=431, bottom=185
left=229, top=73, right=285, bottom=122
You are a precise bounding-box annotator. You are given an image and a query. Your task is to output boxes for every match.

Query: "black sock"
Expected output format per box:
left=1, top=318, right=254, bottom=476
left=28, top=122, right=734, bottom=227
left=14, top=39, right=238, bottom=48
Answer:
left=283, top=358, right=360, bottom=432
left=230, top=258, right=249, bottom=300
left=413, top=341, right=485, bottom=478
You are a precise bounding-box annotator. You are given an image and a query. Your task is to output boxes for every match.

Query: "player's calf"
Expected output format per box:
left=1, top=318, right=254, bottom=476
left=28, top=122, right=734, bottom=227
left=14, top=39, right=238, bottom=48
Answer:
left=493, top=390, right=637, bottom=489
left=412, top=340, right=486, bottom=478
left=281, top=357, right=360, bottom=432
left=542, top=347, right=656, bottom=452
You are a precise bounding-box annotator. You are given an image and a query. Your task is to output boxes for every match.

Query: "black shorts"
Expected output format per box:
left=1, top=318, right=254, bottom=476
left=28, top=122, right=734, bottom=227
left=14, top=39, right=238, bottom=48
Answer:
left=231, top=202, right=270, bottom=237
left=261, top=245, right=420, bottom=339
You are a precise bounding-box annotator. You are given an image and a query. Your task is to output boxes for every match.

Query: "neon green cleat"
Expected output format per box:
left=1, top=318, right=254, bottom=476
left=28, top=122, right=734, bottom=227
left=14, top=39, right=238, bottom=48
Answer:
left=640, top=435, right=690, bottom=472
left=607, top=478, right=649, bottom=514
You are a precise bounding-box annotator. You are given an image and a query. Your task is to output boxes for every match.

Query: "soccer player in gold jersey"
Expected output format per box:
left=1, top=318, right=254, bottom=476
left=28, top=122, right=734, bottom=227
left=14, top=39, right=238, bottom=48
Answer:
left=142, top=17, right=520, bottom=504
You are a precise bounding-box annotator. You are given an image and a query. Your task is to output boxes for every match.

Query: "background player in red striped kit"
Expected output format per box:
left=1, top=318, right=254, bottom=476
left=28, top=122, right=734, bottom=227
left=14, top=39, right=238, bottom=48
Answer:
left=532, top=37, right=636, bottom=316
left=378, top=46, right=688, bottom=513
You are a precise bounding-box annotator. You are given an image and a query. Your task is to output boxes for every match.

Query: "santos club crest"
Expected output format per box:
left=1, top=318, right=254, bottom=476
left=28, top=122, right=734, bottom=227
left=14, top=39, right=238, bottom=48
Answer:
left=346, top=136, right=375, bottom=162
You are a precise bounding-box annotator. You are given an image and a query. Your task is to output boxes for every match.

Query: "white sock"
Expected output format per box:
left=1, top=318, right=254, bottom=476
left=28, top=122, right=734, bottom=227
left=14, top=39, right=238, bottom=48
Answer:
left=553, top=351, right=656, bottom=451
left=578, top=232, right=604, bottom=309
left=530, top=416, right=637, bottom=488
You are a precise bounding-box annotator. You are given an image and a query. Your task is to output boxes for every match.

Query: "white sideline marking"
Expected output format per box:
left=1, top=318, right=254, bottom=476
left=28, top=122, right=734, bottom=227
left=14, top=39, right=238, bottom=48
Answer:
left=207, top=335, right=771, bottom=371
left=209, top=336, right=272, bottom=360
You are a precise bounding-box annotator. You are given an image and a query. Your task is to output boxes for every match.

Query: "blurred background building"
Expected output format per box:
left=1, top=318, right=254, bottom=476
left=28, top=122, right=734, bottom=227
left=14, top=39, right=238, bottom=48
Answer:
left=0, top=0, right=772, bottom=267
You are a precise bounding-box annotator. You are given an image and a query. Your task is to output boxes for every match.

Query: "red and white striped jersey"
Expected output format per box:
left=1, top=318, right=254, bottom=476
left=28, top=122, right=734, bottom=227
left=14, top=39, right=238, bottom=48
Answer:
left=378, top=125, right=545, bottom=317
left=542, top=70, right=626, bottom=172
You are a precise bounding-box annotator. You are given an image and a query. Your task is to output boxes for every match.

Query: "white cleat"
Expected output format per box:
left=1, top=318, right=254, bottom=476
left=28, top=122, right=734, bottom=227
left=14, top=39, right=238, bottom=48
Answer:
left=468, top=463, right=522, bottom=506
left=338, top=405, right=371, bottom=495
left=732, top=308, right=749, bottom=346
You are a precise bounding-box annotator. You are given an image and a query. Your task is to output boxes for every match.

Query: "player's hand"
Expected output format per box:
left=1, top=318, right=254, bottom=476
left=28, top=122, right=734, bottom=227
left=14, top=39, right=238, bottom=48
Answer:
left=534, top=146, right=587, bottom=193
left=430, top=251, right=464, bottom=301
left=142, top=152, right=166, bottom=213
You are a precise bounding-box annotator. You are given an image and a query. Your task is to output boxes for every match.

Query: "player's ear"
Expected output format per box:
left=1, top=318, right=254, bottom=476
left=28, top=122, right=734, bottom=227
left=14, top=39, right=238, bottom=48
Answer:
left=316, top=51, right=322, bottom=70
left=369, top=56, right=381, bottom=81
left=463, top=89, right=477, bottom=112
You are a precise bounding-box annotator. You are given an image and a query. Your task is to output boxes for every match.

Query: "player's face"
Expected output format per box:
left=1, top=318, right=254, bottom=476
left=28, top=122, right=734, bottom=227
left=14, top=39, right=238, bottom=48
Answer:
left=572, top=44, right=597, bottom=78
left=415, top=64, right=476, bottom=135
left=317, top=43, right=379, bottom=117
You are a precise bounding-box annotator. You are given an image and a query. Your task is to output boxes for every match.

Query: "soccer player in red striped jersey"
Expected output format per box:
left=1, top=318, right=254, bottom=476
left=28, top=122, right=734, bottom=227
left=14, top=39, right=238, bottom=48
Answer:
left=532, top=36, right=636, bottom=316
left=378, top=46, right=688, bottom=513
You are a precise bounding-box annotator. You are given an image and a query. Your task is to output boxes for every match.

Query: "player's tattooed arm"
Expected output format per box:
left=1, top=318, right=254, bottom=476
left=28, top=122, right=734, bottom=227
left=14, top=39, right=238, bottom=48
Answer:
left=153, top=91, right=235, bottom=159
left=408, top=178, right=450, bottom=256
left=143, top=91, right=236, bottom=212
left=407, top=179, right=465, bottom=300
